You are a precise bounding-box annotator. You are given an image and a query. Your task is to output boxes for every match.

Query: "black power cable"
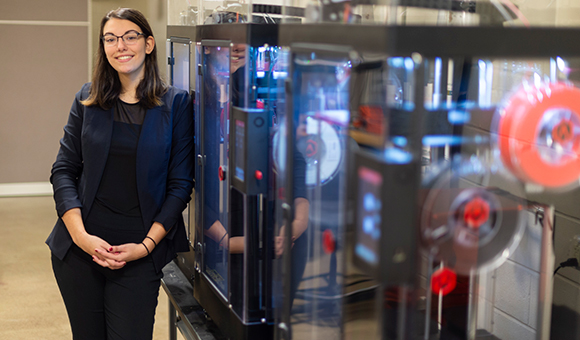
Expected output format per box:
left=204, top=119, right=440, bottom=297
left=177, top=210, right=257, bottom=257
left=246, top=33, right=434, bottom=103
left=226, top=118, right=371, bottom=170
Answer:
left=554, top=258, right=579, bottom=276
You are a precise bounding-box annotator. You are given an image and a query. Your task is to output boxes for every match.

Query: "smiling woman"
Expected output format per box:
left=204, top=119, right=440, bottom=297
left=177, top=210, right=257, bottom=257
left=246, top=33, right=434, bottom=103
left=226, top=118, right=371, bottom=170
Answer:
left=82, top=8, right=166, bottom=109
left=101, top=18, right=155, bottom=103
left=46, top=7, right=193, bottom=340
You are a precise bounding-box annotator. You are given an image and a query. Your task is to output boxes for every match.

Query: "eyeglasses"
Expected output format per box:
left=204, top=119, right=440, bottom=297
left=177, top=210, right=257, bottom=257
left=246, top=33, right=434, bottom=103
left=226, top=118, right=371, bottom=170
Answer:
left=101, top=31, right=145, bottom=47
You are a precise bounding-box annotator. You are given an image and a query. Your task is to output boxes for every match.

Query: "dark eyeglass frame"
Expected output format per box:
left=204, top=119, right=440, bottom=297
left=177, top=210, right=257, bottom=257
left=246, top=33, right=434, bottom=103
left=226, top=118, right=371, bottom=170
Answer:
left=101, top=31, right=145, bottom=46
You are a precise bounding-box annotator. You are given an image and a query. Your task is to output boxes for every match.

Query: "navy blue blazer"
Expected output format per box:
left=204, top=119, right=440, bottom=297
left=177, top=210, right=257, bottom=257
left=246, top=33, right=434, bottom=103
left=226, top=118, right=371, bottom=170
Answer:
left=46, top=83, right=194, bottom=273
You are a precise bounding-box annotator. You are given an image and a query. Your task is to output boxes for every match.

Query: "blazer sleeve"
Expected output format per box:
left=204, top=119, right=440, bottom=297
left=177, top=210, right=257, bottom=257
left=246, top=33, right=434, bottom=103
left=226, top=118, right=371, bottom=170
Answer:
left=50, top=84, right=89, bottom=217
left=152, top=89, right=194, bottom=232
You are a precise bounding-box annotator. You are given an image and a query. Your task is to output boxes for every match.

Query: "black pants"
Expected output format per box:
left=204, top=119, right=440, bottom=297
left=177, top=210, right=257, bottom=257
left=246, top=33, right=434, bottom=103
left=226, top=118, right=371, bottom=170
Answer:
left=51, top=244, right=163, bottom=340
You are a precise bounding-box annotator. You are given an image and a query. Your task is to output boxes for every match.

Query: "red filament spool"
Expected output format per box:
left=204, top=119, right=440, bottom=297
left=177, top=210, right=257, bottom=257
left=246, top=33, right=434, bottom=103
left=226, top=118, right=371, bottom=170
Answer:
left=498, top=82, right=580, bottom=189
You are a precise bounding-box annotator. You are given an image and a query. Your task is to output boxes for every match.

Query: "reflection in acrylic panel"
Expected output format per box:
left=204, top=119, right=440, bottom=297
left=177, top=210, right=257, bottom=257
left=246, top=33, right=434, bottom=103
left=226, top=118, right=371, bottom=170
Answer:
left=202, top=45, right=231, bottom=298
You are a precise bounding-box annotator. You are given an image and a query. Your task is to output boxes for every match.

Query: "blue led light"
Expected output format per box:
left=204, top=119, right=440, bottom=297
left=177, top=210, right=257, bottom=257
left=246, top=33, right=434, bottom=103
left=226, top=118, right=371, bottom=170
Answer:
left=448, top=110, right=471, bottom=125
left=456, top=101, right=477, bottom=109
left=364, top=193, right=378, bottom=211
left=402, top=102, right=415, bottom=111
left=404, top=57, right=415, bottom=71
left=363, top=216, right=375, bottom=234
left=423, top=135, right=465, bottom=146
left=392, top=136, right=408, bottom=147
left=356, top=244, right=378, bottom=264
left=384, top=148, right=412, bottom=164
left=389, top=57, right=405, bottom=68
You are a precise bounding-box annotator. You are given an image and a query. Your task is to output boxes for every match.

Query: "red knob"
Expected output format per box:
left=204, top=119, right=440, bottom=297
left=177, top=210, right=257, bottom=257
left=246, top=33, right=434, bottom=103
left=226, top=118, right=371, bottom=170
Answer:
left=218, top=166, right=226, bottom=181
left=322, top=229, right=336, bottom=254
left=431, top=268, right=457, bottom=296
left=463, top=197, right=490, bottom=229
left=255, top=170, right=263, bottom=180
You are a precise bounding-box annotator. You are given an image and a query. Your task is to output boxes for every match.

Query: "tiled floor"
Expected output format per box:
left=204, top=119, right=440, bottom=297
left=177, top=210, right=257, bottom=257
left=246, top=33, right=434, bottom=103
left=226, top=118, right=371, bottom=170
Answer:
left=0, top=196, right=184, bottom=339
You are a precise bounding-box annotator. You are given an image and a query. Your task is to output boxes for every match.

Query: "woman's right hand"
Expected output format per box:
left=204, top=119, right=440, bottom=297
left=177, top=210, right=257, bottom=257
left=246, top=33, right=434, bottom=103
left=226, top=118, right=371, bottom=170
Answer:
left=75, top=232, right=111, bottom=255
left=76, top=232, right=127, bottom=269
left=62, top=208, right=126, bottom=269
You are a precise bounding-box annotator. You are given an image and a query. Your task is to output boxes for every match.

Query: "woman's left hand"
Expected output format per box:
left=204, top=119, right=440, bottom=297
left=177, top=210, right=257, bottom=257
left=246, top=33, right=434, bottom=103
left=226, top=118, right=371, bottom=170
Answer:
left=93, top=243, right=148, bottom=269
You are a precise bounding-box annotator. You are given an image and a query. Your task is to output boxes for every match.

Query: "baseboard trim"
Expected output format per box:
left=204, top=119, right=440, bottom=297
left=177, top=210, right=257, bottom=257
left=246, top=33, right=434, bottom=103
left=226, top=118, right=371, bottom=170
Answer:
left=0, top=182, right=53, bottom=197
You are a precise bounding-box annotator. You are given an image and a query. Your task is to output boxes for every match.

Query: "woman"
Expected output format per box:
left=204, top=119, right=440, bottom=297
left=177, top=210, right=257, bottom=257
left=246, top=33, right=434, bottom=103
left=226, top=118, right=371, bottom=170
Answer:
left=46, top=8, right=193, bottom=339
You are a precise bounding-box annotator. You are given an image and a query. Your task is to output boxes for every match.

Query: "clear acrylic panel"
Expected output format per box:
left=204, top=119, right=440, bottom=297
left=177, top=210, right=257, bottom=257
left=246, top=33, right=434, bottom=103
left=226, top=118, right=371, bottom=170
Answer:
left=271, top=122, right=287, bottom=334
left=170, top=41, right=191, bottom=92
left=169, top=39, right=193, bottom=245
left=275, top=47, right=352, bottom=339
left=349, top=55, right=413, bottom=149
left=200, top=44, right=231, bottom=300
left=271, top=46, right=290, bottom=326
left=228, top=43, right=283, bottom=324
left=195, top=42, right=203, bottom=269
left=246, top=45, right=285, bottom=110
left=231, top=43, right=249, bottom=109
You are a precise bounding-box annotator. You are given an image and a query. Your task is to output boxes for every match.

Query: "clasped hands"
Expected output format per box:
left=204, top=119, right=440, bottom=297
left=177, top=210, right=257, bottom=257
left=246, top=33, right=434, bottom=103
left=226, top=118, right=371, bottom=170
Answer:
left=78, top=233, right=150, bottom=270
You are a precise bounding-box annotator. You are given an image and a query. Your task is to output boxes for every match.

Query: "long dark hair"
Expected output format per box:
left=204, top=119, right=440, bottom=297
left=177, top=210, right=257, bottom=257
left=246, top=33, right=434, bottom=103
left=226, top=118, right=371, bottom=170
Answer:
left=82, top=8, right=167, bottom=109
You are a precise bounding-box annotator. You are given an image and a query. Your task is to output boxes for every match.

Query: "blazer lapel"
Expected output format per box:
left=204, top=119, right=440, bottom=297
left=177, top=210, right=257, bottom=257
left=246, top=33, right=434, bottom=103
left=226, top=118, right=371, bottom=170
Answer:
left=82, top=105, right=114, bottom=217
left=136, top=104, right=172, bottom=224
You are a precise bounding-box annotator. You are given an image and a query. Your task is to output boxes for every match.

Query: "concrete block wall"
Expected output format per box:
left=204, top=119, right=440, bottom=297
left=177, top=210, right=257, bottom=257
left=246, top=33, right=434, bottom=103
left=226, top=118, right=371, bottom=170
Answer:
left=476, top=210, right=544, bottom=340
left=489, top=59, right=553, bottom=107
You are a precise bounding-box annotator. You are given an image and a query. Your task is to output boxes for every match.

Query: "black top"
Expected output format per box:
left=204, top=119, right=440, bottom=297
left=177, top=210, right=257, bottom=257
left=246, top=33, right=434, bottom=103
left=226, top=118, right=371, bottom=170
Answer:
left=86, top=100, right=147, bottom=245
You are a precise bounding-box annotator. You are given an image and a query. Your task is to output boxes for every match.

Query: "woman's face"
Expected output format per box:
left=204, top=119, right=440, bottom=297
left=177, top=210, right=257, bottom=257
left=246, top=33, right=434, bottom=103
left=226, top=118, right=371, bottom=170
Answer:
left=102, top=18, right=154, bottom=81
left=231, top=44, right=246, bottom=74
